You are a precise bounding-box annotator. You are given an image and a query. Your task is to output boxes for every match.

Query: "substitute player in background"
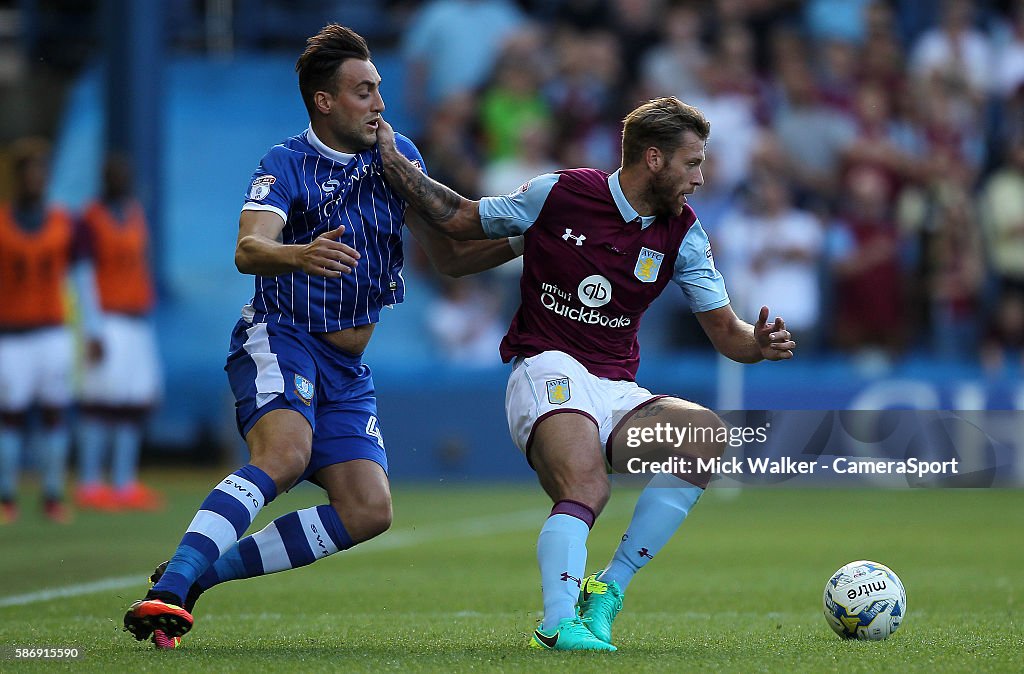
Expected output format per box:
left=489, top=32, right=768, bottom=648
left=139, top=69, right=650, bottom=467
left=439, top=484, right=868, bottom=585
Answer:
left=75, top=154, right=164, bottom=512
left=0, top=138, right=97, bottom=524
left=123, top=24, right=521, bottom=648
left=377, top=97, right=796, bottom=651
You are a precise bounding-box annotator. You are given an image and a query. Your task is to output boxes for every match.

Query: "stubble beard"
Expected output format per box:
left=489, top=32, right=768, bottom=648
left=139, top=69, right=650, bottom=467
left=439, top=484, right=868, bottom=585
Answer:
left=649, top=173, right=683, bottom=218
left=334, top=121, right=376, bottom=154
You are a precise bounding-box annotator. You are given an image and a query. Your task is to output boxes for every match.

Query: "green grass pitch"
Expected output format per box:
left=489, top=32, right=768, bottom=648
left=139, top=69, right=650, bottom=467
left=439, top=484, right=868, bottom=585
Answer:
left=1, top=471, right=1021, bottom=672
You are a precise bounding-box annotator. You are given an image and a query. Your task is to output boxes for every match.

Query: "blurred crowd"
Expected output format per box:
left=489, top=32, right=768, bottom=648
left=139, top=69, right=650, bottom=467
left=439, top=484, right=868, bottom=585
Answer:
left=390, top=0, right=1024, bottom=371
left=9, top=0, right=1024, bottom=517
left=7, top=0, right=1024, bottom=371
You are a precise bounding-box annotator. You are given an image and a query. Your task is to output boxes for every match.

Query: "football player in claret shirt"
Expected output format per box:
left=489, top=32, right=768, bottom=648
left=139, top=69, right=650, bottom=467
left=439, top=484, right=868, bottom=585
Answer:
left=75, top=154, right=164, bottom=512
left=0, top=138, right=96, bottom=525
left=122, top=24, right=522, bottom=648
left=377, top=97, right=796, bottom=651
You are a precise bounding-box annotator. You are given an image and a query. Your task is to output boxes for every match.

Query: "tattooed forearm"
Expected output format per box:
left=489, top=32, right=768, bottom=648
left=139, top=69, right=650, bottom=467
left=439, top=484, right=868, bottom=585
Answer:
left=382, top=149, right=464, bottom=225
left=411, top=172, right=463, bottom=224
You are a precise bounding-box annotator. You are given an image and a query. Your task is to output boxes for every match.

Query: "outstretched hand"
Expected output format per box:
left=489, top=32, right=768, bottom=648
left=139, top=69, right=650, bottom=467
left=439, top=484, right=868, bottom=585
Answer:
left=754, top=306, right=796, bottom=361
left=295, top=226, right=360, bottom=277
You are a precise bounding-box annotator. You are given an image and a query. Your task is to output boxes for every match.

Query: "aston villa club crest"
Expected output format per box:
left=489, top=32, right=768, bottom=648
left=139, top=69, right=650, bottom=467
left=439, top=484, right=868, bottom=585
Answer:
left=634, top=247, right=664, bottom=283
left=546, top=377, right=571, bottom=405
left=294, top=374, right=314, bottom=405
left=249, top=175, right=276, bottom=200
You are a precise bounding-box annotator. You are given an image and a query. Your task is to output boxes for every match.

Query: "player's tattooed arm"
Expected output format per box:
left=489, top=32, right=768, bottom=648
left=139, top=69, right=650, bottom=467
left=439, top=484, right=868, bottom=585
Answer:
left=376, top=118, right=488, bottom=240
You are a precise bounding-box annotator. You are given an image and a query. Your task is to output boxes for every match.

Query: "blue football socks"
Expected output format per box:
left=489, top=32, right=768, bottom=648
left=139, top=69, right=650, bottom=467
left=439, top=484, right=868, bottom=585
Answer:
left=0, top=427, right=20, bottom=500
left=75, top=418, right=106, bottom=487
left=195, top=504, right=354, bottom=591
left=110, top=422, right=142, bottom=489
left=538, top=500, right=595, bottom=631
left=151, top=464, right=277, bottom=604
left=40, top=426, right=70, bottom=501
left=600, top=473, right=703, bottom=591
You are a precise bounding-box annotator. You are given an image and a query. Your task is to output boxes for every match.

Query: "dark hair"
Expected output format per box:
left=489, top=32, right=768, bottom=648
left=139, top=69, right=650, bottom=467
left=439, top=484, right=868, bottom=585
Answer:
left=9, top=136, right=50, bottom=174
left=295, top=24, right=371, bottom=118
left=621, top=97, right=710, bottom=166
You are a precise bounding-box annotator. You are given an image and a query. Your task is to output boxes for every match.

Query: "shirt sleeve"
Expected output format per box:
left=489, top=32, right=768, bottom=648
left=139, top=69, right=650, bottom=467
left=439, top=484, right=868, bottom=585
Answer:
left=241, top=146, right=295, bottom=225
left=477, top=173, right=559, bottom=239
left=673, top=219, right=731, bottom=312
left=395, top=133, right=429, bottom=177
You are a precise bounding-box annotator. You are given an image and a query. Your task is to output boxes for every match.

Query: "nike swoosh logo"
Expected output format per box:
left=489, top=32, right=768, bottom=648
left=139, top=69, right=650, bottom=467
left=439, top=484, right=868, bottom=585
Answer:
left=582, top=578, right=605, bottom=600
left=534, top=629, right=558, bottom=648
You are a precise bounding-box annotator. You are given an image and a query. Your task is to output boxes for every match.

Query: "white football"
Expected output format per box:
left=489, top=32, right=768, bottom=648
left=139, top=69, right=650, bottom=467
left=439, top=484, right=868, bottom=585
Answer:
left=823, top=560, right=906, bottom=640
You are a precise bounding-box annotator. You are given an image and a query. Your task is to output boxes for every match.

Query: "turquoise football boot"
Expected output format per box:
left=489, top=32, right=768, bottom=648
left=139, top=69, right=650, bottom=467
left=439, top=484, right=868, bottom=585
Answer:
left=577, top=574, right=624, bottom=645
left=529, top=616, right=617, bottom=651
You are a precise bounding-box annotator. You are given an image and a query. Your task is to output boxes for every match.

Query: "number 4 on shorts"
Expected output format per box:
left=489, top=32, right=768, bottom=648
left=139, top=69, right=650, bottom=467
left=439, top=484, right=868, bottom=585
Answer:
left=365, top=416, right=384, bottom=448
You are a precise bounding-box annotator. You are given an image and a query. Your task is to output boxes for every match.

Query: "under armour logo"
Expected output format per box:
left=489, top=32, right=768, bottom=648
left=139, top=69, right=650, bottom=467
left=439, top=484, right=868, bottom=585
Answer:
left=562, top=228, right=586, bottom=246
left=560, top=572, right=582, bottom=587
left=638, top=547, right=654, bottom=559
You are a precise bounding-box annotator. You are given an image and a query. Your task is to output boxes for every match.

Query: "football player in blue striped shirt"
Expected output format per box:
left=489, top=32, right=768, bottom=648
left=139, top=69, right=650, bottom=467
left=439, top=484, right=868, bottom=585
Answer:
left=123, top=24, right=522, bottom=648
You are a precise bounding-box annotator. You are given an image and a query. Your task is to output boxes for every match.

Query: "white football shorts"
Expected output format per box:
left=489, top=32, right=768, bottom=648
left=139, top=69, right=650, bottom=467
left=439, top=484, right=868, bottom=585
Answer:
left=80, top=314, right=162, bottom=406
left=0, top=326, right=74, bottom=411
left=504, top=349, right=664, bottom=462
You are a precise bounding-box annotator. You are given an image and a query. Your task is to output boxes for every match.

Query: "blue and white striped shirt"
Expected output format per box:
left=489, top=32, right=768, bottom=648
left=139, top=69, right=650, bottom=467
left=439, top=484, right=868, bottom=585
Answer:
left=240, top=126, right=426, bottom=332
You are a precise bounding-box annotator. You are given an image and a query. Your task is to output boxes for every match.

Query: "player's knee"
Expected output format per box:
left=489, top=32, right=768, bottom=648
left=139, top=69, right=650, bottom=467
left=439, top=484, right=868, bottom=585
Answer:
left=332, top=493, right=392, bottom=542
left=591, top=475, right=612, bottom=514
left=558, top=469, right=610, bottom=517
left=677, top=407, right=728, bottom=460
left=252, top=444, right=311, bottom=492
left=361, top=504, right=393, bottom=540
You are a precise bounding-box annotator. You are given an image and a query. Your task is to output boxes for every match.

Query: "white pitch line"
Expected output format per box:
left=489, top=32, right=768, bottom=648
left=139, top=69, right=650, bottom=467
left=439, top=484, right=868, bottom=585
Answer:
left=0, top=575, right=143, bottom=609
left=0, top=508, right=545, bottom=609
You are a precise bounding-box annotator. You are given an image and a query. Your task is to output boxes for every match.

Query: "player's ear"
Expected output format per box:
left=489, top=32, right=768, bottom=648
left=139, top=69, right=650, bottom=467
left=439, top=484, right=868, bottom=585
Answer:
left=313, top=90, right=333, bottom=115
left=645, top=146, right=662, bottom=172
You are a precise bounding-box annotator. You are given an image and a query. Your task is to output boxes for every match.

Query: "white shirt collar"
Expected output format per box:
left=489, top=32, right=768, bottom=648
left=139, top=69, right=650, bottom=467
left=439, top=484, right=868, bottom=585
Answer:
left=305, top=125, right=356, bottom=164
left=608, top=169, right=656, bottom=229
